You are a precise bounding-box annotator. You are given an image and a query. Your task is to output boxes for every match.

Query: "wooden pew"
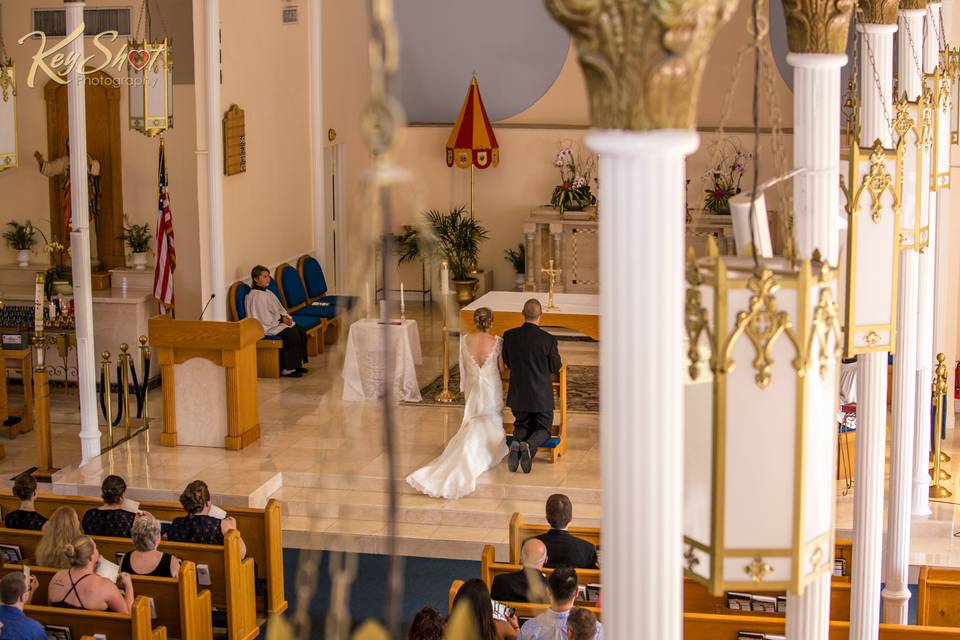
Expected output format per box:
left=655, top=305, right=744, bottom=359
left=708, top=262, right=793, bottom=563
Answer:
left=27, top=595, right=166, bottom=640
left=0, top=527, right=258, bottom=640
left=448, top=578, right=600, bottom=622
left=918, top=566, right=960, bottom=626
left=500, top=364, right=568, bottom=462
left=684, top=612, right=960, bottom=639
left=0, top=561, right=212, bottom=640
left=0, top=492, right=287, bottom=616
left=480, top=544, right=851, bottom=621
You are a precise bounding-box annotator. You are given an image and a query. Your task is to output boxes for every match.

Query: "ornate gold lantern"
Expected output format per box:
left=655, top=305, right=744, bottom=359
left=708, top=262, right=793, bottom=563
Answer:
left=0, top=12, right=17, bottom=172
left=947, top=48, right=959, bottom=145
left=128, top=1, right=173, bottom=137
left=684, top=254, right=842, bottom=595
left=925, top=64, right=952, bottom=189
left=839, top=137, right=905, bottom=354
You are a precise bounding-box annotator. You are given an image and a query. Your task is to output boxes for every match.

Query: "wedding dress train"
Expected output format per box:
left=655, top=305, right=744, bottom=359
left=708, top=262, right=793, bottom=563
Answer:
left=406, top=335, right=508, bottom=500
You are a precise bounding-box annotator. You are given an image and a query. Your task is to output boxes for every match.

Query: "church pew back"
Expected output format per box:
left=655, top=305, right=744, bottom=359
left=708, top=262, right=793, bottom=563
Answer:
left=918, top=566, right=960, bottom=627
left=0, top=527, right=257, bottom=640
left=0, top=492, right=287, bottom=615
left=480, top=544, right=851, bottom=621
left=508, top=512, right=599, bottom=565
left=448, top=578, right=600, bottom=622
left=27, top=596, right=165, bottom=640
left=0, top=561, right=212, bottom=640
left=686, top=613, right=960, bottom=640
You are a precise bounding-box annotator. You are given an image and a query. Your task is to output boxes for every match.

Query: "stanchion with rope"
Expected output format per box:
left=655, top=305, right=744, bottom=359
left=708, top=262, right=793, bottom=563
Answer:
left=931, top=353, right=953, bottom=498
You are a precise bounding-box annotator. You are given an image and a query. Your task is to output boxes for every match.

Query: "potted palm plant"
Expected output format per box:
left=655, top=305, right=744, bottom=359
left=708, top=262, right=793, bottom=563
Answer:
left=397, top=205, right=489, bottom=303
left=2, top=221, right=38, bottom=267
left=117, top=218, right=152, bottom=270
left=503, top=244, right=525, bottom=291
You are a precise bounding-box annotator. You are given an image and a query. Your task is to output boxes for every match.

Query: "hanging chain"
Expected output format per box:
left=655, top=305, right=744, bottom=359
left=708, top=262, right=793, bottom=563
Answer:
left=0, top=5, right=9, bottom=64
left=934, top=5, right=947, bottom=53
left=903, top=16, right=925, bottom=80
left=134, top=0, right=169, bottom=42
left=844, top=7, right=862, bottom=141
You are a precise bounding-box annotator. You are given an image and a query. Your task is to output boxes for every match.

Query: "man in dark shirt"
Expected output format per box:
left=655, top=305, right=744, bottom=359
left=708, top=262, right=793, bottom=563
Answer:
left=0, top=572, right=45, bottom=640
left=491, top=538, right=549, bottom=603
left=535, top=494, right=598, bottom=569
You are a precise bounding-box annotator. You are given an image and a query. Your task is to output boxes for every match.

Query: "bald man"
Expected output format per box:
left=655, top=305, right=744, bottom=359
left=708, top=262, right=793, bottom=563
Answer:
left=491, top=538, right=549, bottom=603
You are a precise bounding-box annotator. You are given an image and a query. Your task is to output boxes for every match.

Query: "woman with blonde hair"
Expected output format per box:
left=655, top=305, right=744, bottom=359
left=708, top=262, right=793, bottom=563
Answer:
left=36, top=507, right=83, bottom=568
left=406, top=307, right=508, bottom=499
left=120, top=513, right=180, bottom=578
left=47, top=536, right=133, bottom=613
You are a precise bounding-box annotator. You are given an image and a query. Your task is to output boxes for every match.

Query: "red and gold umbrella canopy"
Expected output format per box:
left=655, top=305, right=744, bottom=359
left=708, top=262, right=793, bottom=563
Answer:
left=446, top=75, right=500, bottom=169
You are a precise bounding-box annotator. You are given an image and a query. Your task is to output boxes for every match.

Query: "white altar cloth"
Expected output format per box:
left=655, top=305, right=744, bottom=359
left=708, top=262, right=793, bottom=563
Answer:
left=461, top=291, right=600, bottom=339
left=342, top=319, right=422, bottom=402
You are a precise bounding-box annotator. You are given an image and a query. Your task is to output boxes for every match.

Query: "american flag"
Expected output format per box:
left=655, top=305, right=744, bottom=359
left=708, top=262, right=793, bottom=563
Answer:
left=153, top=139, right=176, bottom=313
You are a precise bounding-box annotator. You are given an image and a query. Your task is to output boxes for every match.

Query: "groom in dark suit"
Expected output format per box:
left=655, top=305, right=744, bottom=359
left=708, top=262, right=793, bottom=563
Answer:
left=502, top=298, right=562, bottom=473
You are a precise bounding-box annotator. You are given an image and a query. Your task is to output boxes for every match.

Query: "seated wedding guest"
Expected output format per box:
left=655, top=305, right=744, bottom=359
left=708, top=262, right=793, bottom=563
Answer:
left=246, top=265, right=309, bottom=378
left=81, top=475, right=137, bottom=538
left=4, top=473, right=47, bottom=531
left=452, top=579, right=519, bottom=640
left=407, top=606, right=445, bottom=640
left=0, top=572, right=44, bottom=639
left=566, top=607, right=600, bottom=640
left=48, top=536, right=134, bottom=613
left=535, top=494, right=598, bottom=569
left=168, top=480, right=246, bottom=559
left=519, top=567, right=603, bottom=640
left=119, top=513, right=180, bottom=579
left=36, top=507, right=83, bottom=568
left=491, top=538, right=549, bottom=603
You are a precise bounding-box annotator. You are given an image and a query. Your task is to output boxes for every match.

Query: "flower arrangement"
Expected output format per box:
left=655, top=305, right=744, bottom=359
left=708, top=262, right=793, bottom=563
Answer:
left=503, top=243, right=525, bottom=274
left=2, top=221, right=38, bottom=251
left=44, top=241, right=71, bottom=297
left=702, top=137, right=751, bottom=213
left=550, top=143, right=597, bottom=214
left=117, top=216, right=152, bottom=254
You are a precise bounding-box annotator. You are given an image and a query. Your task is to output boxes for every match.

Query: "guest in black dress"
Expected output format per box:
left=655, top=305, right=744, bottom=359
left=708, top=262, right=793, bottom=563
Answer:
left=167, top=480, right=246, bottom=559
left=81, top=475, right=136, bottom=538
left=120, top=513, right=179, bottom=578
left=4, top=473, right=47, bottom=531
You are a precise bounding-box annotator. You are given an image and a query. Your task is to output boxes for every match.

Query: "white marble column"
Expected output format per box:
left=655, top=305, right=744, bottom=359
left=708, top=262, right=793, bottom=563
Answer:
left=883, top=9, right=925, bottom=622
left=849, top=22, right=896, bottom=640
left=308, top=0, right=326, bottom=263
left=204, top=0, right=226, bottom=321
left=933, top=188, right=953, bottom=431
left=913, top=201, right=937, bottom=516
left=64, top=0, right=102, bottom=463
left=586, top=129, right=697, bottom=640
left=786, top=51, right=846, bottom=640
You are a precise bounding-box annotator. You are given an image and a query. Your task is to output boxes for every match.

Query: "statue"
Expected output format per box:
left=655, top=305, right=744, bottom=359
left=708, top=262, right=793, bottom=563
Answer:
left=34, top=139, right=102, bottom=251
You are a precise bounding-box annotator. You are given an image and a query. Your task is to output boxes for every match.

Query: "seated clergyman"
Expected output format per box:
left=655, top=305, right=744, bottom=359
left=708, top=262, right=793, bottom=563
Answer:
left=246, top=265, right=309, bottom=378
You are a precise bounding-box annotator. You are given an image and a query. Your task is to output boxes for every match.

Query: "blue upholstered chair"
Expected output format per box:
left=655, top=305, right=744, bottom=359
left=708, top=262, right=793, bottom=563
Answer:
left=296, top=255, right=357, bottom=311
left=274, top=264, right=337, bottom=353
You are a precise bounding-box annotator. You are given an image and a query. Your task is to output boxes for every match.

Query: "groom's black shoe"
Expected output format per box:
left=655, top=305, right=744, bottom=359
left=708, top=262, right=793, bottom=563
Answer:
left=519, top=442, right=533, bottom=473
left=507, top=441, right=521, bottom=472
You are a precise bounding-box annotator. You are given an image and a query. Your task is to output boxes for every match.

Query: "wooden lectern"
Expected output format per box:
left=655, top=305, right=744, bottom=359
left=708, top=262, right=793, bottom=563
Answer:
left=149, top=316, right=263, bottom=450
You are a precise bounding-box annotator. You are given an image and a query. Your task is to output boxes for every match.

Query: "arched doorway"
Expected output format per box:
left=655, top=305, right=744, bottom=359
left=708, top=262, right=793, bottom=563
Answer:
left=43, top=70, right=124, bottom=270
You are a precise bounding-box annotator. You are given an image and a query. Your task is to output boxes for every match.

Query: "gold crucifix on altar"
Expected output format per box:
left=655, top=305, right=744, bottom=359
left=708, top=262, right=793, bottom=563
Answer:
left=542, top=259, right=561, bottom=310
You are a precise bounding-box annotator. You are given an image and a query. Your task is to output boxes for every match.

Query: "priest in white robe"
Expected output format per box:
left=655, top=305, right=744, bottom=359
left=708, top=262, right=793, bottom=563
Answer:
left=246, top=265, right=309, bottom=378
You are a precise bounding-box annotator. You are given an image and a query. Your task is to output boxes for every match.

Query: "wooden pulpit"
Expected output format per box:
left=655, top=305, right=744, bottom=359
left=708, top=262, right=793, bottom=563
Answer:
left=149, top=316, right=263, bottom=450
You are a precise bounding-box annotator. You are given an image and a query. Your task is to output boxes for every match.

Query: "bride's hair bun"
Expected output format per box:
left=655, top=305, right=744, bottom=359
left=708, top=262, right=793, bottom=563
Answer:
left=474, top=307, right=493, bottom=332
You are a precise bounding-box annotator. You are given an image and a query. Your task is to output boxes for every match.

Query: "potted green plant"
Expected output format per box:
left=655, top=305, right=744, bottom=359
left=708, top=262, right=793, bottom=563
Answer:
left=397, top=205, right=489, bottom=303
left=2, top=221, right=38, bottom=268
left=117, top=217, right=152, bottom=270
left=504, top=244, right=525, bottom=291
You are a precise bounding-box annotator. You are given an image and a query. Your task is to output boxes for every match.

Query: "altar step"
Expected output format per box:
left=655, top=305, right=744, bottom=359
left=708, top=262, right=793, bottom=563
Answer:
left=270, top=478, right=601, bottom=560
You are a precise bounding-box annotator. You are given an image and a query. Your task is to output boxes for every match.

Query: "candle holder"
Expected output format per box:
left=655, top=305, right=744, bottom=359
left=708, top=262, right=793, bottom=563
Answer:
left=437, top=262, right=454, bottom=403
left=930, top=353, right=952, bottom=498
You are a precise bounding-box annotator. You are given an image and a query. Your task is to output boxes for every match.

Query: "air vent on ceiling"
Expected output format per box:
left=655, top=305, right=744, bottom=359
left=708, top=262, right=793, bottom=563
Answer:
left=31, top=7, right=132, bottom=38
left=282, top=5, right=300, bottom=25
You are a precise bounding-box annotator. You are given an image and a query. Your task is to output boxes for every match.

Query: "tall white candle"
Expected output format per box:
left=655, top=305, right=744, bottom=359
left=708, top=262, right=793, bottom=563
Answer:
left=441, top=262, right=450, bottom=296
left=365, top=281, right=371, bottom=319
left=400, top=282, right=405, bottom=316
left=34, top=274, right=44, bottom=333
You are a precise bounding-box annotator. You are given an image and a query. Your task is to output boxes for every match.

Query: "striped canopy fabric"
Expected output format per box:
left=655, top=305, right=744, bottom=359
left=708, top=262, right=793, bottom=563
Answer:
left=445, top=75, right=500, bottom=169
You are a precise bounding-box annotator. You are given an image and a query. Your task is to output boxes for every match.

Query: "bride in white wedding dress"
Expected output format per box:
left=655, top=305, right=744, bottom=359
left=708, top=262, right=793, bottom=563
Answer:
left=406, top=307, right=509, bottom=500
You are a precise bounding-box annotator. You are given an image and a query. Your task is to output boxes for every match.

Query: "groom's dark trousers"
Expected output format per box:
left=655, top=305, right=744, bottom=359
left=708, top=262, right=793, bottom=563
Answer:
left=502, top=321, right=562, bottom=461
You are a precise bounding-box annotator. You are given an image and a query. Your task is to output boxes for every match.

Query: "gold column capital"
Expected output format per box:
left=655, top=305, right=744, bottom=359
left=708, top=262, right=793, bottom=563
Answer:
left=860, top=0, right=900, bottom=24
left=781, top=0, right=855, bottom=54
left=899, top=0, right=928, bottom=10
left=545, top=0, right=737, bottom=131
